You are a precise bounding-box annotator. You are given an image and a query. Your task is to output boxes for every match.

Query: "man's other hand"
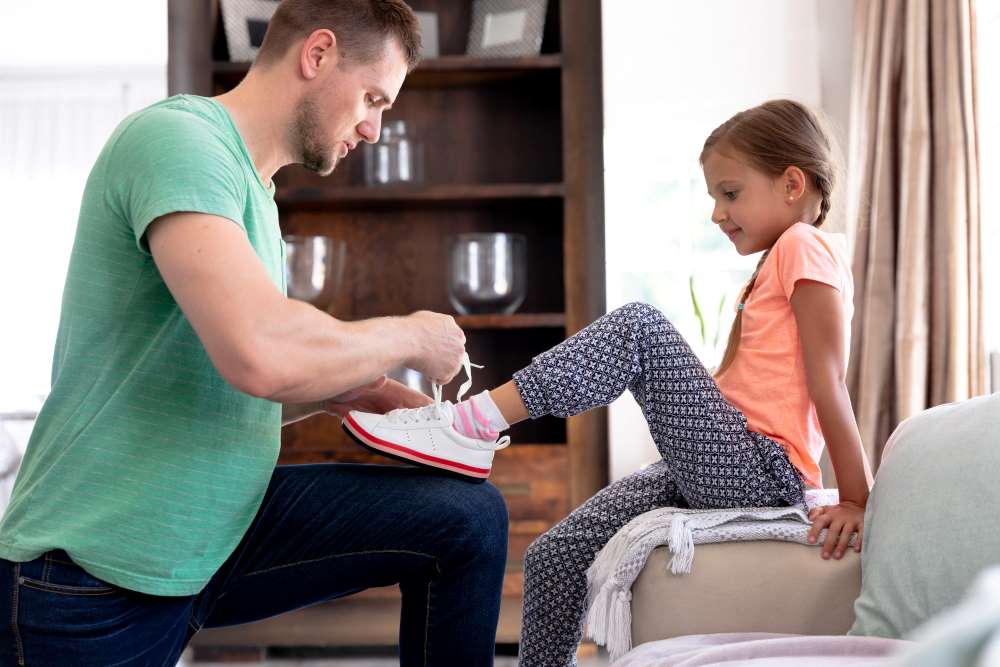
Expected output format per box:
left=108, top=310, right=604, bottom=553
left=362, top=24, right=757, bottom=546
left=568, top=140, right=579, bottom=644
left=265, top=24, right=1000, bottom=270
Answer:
left=324, top=378, right=433, bottom=418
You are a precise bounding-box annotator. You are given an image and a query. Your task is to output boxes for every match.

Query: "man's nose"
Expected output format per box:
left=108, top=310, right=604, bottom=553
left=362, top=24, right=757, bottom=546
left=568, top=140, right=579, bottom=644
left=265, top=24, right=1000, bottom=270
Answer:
left=358, top=118, right=381, bottom=144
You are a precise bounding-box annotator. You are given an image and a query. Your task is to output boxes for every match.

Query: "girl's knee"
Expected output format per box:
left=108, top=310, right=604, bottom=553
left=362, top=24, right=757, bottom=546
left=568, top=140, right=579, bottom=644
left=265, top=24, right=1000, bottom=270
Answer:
left=523, top=530, right=558, bottom=574
left=524, top=518, right=591, bottom=573
left=616, top=301, right=667, bottom=324
left=608, top=302, right=674, bottom=339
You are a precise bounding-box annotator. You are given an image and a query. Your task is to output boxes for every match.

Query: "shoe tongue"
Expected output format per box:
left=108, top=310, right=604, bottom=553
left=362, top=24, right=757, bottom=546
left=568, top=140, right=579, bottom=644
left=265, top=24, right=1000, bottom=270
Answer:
left=410, top=399, right=452, bottom=424
left=435, top=400, right=455, bottom=421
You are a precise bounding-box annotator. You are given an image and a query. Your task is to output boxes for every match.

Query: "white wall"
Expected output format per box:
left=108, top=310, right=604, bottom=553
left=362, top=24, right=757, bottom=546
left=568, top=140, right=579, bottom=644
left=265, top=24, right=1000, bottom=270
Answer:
left=602, top=0, right=855, bottom=481
left=0, top=3, right=167, bottom=428
left=0, top=2, right=167, bottom=70
left=816, top=0, right=855, bottom=236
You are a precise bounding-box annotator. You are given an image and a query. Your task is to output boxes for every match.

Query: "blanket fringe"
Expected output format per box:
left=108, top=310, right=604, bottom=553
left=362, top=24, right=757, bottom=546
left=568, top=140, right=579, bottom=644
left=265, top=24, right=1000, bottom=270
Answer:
left=607, top=589, right=633, bottom=661
left=668, top=514, right=695, bottom=574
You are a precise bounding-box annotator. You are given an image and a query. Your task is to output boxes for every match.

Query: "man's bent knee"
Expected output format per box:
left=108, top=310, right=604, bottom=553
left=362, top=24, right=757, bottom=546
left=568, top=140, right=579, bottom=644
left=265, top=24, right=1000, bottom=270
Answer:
left=445, top=480, right=509, bottom=561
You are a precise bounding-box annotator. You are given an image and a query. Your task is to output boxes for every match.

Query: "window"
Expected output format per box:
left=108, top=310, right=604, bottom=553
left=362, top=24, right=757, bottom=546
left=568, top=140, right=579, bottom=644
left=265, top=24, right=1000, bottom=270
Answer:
left=0, top=1, right=166, bottom=423
left=977, top=1, right=1000, bottom=390
left=602, top=0, right=852, bottom=478
left=0, top=75, right=165, bottom=407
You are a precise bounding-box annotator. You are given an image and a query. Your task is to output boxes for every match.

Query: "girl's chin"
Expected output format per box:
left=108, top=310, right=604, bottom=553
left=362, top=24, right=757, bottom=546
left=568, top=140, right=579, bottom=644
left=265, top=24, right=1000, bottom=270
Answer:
left=731, top=237, right=767, bottom=256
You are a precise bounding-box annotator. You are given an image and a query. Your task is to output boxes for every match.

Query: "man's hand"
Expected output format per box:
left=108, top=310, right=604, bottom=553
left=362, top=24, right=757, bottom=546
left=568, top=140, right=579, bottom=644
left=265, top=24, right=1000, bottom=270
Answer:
left=405, top=311, right=466, bottom=385
left=807, top=501, right=865, bottom=560
left=324, top=378, right=433, bottom=418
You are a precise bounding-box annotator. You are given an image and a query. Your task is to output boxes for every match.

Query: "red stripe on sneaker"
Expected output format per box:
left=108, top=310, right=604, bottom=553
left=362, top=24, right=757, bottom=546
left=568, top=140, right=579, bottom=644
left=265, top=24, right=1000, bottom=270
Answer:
left=345, top=414, right=492, bottom=475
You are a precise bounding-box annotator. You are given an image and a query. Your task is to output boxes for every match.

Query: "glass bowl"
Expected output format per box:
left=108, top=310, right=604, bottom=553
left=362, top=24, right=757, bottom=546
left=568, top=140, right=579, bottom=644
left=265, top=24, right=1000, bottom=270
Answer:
left=283, top=235, right=346, bottom=304
left=448, top=233, right=527, bottom=315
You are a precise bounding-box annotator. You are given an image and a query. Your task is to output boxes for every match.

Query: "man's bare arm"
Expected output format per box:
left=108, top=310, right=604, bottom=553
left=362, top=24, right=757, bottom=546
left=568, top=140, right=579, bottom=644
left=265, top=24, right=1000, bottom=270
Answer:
left=146, top=212, right=466, bottom=402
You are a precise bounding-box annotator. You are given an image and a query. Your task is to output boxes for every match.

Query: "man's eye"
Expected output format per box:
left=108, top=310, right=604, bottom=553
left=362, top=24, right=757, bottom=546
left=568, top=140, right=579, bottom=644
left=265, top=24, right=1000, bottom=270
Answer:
left=365, top=95, right=376, bottom=107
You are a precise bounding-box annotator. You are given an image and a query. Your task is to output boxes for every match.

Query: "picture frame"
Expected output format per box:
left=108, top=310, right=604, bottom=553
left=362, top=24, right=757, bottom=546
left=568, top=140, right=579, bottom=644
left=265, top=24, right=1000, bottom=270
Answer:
left=466, top=0, right=548, bottom=58
left=220, top=0, right=281, bottom=63
left=414, top=11, right=440, bottom=59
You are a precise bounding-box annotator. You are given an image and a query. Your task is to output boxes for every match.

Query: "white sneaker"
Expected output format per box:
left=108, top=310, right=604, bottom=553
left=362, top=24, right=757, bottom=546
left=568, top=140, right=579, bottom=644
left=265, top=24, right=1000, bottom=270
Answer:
left=342, top=354, right=511, bottom=480
left=343, top=400, right=510, bottom=479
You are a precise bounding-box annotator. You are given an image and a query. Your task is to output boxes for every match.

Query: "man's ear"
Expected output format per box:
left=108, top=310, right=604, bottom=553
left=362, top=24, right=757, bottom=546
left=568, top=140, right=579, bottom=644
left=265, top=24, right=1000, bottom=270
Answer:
left=299, top=28, right=339, bottom=80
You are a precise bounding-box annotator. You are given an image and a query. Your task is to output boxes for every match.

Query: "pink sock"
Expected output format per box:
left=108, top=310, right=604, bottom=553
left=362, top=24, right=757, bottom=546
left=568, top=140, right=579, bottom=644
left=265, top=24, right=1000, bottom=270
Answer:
left=452, top=390, right=510, bottom=441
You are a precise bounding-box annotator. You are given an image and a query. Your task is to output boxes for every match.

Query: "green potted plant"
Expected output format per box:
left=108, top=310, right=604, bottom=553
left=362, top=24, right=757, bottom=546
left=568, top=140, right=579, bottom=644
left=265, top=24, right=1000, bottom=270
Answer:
left=689, top=275, right=728, bottom=372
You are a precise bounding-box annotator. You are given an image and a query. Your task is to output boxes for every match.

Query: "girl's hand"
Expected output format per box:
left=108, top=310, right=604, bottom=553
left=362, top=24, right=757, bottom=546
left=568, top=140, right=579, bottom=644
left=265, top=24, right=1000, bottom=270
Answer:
left=807, top=501, right=865, bottom=560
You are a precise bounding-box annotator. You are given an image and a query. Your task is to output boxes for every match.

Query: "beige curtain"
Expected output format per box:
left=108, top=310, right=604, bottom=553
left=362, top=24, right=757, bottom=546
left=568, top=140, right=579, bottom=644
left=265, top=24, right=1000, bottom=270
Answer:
left=846, top=0, right=985, bottom=469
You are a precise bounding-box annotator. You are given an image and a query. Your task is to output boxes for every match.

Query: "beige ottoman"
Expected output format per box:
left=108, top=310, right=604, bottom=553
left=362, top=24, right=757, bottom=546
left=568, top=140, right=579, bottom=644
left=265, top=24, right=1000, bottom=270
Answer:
left=630, top=541, right=861, bottom=645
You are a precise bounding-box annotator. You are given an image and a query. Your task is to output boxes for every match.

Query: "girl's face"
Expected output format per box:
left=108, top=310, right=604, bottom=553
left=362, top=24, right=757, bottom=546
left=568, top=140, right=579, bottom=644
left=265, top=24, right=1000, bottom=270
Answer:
left=702, top=149, right=812, bottom=256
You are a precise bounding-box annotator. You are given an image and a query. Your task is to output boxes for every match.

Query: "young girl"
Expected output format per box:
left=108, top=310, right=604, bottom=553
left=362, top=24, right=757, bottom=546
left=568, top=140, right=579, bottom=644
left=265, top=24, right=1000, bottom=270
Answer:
left=344, top=99, right=873, bottom=666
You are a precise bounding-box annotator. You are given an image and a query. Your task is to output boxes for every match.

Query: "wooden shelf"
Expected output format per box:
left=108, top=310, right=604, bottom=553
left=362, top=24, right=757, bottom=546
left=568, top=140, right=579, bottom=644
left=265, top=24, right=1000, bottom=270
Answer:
left=213, top=54, right=562, bottom=87
left=408, top=54, right=563, bottom=86
left=415, top=54, right=562, bottom=72
left=275, top=183, right=564, bottom=209
left=454, top=313, right=565, bottom=329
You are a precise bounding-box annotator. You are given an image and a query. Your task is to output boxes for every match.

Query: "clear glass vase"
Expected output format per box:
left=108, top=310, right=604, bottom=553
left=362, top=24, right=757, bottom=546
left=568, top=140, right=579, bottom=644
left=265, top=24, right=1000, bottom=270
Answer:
left=363, top=120, right=423, bottom=186
left=448, top=233, right=527, bottom=315
left=283, top=235, right=346, bottom=304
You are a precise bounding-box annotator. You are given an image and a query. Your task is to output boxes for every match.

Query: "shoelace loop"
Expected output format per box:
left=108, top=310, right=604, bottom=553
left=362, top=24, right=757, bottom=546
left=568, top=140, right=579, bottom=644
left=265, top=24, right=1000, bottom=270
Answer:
left=454, top=353, right=483, bottom=404
left=385, top=353, right=482, bottom=426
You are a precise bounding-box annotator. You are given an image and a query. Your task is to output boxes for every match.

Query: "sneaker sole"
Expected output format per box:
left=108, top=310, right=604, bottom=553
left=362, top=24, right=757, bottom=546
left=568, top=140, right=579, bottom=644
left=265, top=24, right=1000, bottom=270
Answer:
left=342, top=415, right=492, bottom=481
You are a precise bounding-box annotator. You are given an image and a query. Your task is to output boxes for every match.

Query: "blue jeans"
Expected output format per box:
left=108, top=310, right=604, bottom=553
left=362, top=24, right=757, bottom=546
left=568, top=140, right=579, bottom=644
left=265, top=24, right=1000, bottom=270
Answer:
left=0, top=463, right=509, bottom=666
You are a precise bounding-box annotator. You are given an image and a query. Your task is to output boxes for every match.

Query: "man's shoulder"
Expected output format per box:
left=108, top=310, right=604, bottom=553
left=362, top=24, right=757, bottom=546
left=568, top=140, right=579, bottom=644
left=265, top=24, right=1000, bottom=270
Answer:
left=104, top=95, right=244, bottom=183
left=117, top=95, right=227, bottom=148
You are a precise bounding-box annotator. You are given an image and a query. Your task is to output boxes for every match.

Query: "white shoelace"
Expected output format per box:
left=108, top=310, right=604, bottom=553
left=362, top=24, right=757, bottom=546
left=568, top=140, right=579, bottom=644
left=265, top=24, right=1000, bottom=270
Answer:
left=385, top=353, right=480, bottom=425
left=385, top=354, right=512, bottom=450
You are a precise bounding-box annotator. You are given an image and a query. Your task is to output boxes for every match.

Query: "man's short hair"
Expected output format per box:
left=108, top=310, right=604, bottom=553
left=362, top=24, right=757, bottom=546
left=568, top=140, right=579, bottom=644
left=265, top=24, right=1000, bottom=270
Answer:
left=254, top=0, right=421, bottom=72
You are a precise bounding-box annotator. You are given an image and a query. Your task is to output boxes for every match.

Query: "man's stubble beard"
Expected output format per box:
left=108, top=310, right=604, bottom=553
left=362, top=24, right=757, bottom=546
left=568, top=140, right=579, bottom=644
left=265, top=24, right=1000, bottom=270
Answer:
left=292, top=95, right=338, bottom=177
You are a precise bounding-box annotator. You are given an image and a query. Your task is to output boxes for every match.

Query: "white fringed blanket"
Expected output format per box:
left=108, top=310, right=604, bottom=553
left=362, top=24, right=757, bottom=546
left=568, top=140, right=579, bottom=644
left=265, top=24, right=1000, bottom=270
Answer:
left=585, top=489, right=850, bottom=661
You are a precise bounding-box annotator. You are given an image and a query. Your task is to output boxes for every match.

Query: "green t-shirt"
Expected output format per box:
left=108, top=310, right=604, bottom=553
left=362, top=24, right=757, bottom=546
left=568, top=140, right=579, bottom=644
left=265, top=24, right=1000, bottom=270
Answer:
left=0, top=94, right=286, bottom=596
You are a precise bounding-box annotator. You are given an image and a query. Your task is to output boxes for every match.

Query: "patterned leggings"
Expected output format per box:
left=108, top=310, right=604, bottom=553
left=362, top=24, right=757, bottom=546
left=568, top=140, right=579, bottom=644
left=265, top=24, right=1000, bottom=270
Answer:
left=512, top=302, right=805, bottom=667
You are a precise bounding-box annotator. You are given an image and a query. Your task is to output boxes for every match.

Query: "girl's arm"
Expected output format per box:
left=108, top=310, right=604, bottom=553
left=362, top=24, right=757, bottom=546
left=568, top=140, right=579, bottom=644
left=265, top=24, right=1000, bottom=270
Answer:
left=790, top=280, right=874, bottom=559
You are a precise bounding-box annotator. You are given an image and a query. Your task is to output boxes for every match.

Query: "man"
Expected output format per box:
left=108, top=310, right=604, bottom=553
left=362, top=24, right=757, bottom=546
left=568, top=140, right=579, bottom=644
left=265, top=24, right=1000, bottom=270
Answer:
left=0, top=1, right=508, bottom=664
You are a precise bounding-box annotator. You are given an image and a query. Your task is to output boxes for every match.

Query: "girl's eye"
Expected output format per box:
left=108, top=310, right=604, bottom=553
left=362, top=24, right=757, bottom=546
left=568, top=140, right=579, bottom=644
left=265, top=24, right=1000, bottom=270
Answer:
left=724, top=191, right=737, bottom=201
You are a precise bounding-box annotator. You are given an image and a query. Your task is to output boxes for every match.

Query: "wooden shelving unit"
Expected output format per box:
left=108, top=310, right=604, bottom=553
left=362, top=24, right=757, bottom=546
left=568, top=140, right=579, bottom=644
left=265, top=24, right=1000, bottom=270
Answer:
left=215, top=53, right=563, bottom=87
left=454, top=313, right=566, bottom=329
left=169, top=0, right=606, bottom=652
left=275, top=182, right=565, bottom=209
